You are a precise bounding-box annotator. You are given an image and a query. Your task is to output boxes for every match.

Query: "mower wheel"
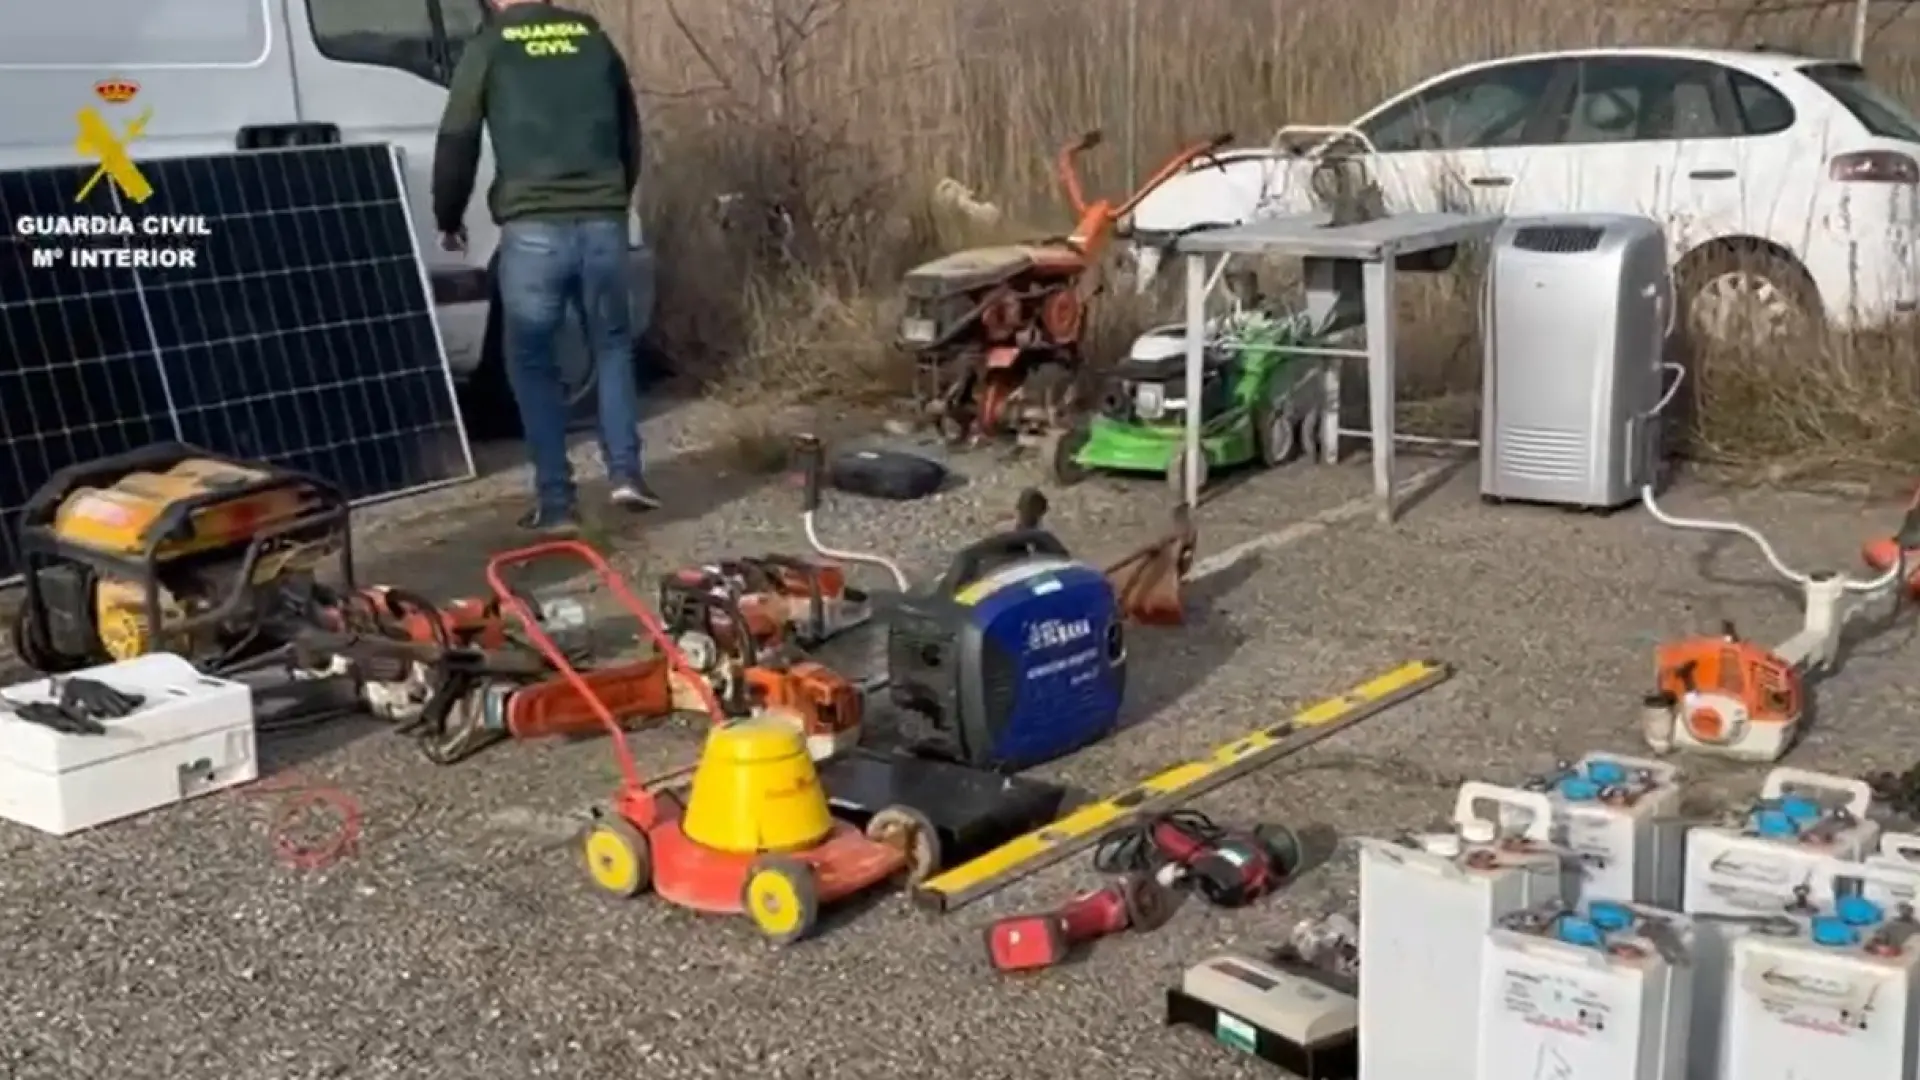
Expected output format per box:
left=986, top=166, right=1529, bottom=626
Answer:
left=1254, top=399, right=1301, bottom=467
left=583, top=816, right=652, bottom=898
left=743, top=855, right=819, bottom=946
left=867, top=804, right=943, bottom=885
left=1166, top=446, right=1209, bottom=497
left=1047, top=425, right=1092, bottom=487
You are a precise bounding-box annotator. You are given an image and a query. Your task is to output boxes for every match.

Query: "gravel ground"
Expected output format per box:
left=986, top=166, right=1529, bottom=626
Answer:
left=3, top=401, right=1919, bottom=1079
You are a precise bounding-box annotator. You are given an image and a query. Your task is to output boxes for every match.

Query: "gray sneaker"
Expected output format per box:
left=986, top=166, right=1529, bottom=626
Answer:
left=610, top=479, right=662, bottom=512
left=517, top=505, right=582, bottom=534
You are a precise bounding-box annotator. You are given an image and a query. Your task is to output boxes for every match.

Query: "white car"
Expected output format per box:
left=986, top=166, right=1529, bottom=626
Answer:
left=1128, top=47, right=1920, bottom=341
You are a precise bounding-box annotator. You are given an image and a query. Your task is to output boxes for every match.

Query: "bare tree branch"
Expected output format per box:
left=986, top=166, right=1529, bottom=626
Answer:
left=661, top=0, right=743, bottom=109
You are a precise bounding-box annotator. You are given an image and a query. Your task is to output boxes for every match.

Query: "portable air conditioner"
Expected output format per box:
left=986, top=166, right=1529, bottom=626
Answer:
left=1480, top=214, right=1681, bottom=509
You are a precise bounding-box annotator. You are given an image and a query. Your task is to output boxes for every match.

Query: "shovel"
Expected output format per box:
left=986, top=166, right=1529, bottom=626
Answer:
left=1105, top=503, right=1198, bottom=626
left=1010, top=489, right=1197, bottom=626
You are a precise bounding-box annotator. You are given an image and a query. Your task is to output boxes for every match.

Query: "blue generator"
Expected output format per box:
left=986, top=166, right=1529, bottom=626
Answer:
left=887, top=530, right=1126, bottom=770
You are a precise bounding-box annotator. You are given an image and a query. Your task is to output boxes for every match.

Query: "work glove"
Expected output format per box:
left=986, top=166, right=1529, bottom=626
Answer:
left=13, top=702, right=107, bottom=736
left=59, top=678, right=145, bottom=721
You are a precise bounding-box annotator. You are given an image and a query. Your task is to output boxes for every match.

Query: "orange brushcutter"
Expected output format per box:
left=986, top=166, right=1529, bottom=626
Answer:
left=1861, top=483, right=1920, bottom=598
left=1641, top=483, right=1918, bottom=762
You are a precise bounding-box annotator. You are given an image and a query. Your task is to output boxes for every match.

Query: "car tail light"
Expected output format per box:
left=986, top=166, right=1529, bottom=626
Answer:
left=1828, top=150, right=1920, bottom=183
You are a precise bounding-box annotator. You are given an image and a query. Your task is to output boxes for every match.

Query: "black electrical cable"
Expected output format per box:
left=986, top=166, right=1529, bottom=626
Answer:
left=1092, top=809, right=1303, bottom=908
left=1092, top=809, right=1226, bottom=875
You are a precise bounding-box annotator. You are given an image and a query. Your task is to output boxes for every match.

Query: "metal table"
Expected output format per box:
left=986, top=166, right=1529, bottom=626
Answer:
left=1172, top=211, right=1503, bottom=523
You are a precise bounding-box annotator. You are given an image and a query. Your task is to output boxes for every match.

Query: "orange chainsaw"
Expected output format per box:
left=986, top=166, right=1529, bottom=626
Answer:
left=738, top=658, right=867, bottom=760
left=333, top=585, right=514, bottom=649
left=301, top=584, right=676, bottom=764
left=658, top=555, right=871, bottom=651
left=656, top=565, right=868, bottom=757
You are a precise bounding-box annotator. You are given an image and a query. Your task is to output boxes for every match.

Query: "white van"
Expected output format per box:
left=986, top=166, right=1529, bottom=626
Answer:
left=0, top=0, right=647, bottom=435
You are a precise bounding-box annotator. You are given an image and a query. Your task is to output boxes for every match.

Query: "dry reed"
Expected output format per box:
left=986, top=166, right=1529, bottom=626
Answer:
left=586, top=0, right=1920, bottom=476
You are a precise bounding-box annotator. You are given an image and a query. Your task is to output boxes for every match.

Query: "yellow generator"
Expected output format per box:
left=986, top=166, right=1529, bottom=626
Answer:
left=10, top=443, right=352, bottom=673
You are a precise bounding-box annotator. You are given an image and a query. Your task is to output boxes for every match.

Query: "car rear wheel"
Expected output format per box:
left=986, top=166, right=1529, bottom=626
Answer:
left=1678, top=247, right=1819, bottom=351
left=457, top=263, right=614, bottom=440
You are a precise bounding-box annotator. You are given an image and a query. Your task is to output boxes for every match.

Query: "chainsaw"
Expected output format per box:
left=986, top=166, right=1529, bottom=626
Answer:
left=657, top=568, right=868, bottom=759
left=296, top=584, right=672, bottom=764
left=658, top=554, right=872, bottom=653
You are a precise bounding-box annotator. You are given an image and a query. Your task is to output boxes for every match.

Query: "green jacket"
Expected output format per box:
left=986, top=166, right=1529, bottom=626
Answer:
left=431, top=2, right=641, bottom=232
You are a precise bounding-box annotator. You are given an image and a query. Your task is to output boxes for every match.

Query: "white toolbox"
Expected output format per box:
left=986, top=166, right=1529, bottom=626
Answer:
left=1682, top=767, right=1880, bottom=1079
left=1722, top=865, right=1920, bottom=1080
left=0, top=653, right=256, bottom=835
left=1358, top=783, right=1564, bottom=1080
left=1476, top=900, right=1694, bottom=1080
left=1528, top=752, right=1685, bottom=906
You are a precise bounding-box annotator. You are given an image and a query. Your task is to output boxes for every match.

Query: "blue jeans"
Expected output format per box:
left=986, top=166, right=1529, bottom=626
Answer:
left=497, top=217, right=645, bottom=514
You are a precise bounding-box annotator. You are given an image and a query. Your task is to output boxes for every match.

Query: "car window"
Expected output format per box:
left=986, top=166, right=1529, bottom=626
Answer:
left=1728, top=71, right=1796, bottom=136
left=1553, top=58, right=1740, bottom=144
left=1361, top=60, right=1562, bottom=153
left=439, top=0, right=489, bottom=66
left=308, top=0, right=470, bottom=85
left=1800, top=62, right=1920, bottom=141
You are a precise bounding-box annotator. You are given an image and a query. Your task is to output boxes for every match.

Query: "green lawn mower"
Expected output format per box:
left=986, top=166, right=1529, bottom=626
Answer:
left=1049, top=306, right=1323, bottom=492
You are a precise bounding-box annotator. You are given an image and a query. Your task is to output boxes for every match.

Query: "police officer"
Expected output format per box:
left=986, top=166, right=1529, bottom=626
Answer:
left=432, top=0, right=656, bottom=532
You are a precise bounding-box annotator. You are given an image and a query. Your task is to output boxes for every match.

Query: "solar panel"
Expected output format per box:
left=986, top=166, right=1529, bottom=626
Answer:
left=0, top=144, right=475, bottom=584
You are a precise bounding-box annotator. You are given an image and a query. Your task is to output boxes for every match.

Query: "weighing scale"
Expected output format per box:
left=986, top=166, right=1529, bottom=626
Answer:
left=1166, top=952, right=1357, bottom=1078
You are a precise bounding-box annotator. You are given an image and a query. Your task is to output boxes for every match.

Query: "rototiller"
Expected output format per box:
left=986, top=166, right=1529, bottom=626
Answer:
left=895, top=129, right=1232, bottom=443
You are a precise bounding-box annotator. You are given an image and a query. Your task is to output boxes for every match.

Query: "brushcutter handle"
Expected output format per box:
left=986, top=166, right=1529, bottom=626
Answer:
left=1639, top=485, right=1810, bottom=587
left=796, top=434, right=825, bottom=514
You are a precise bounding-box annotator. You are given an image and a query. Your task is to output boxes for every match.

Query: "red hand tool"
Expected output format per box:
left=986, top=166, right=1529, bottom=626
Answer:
left=983, top=872, right=1176, bottom=972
